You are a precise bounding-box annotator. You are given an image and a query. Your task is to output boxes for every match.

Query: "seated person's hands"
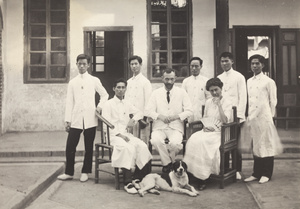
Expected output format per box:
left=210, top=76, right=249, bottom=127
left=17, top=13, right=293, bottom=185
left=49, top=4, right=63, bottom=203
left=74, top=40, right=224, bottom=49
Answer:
left=117, top=133, right=130, bottom=142
left=203, top=126, right=215, bottom=132
left=168, top=114, right=179, bottom=122
left=158, top=114, right=169, bottom=124
left=158, top=114, right=179, bottom=124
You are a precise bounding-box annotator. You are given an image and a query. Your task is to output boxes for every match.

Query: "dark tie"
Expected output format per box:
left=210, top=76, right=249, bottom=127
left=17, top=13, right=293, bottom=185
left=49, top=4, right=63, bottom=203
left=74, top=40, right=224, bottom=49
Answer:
left=167, top=91, right=170, bottom=103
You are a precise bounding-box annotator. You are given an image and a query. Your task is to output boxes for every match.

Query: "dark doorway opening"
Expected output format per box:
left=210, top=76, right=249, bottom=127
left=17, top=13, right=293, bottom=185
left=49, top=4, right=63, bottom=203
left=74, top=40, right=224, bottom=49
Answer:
left=84, top=27, right=133, bottom=99
left=233, top=26, right=279, bottom=81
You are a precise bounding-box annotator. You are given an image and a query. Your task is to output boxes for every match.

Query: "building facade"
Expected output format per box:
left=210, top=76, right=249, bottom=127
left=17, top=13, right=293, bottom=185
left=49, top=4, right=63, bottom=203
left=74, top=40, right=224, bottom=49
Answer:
left=0, top=0, right=299, bottom=133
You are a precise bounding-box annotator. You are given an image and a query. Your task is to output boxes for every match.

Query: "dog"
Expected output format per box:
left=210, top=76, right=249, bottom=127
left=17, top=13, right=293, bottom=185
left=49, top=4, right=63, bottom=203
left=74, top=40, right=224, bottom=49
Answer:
left=138, top=160, right=199, bottom=197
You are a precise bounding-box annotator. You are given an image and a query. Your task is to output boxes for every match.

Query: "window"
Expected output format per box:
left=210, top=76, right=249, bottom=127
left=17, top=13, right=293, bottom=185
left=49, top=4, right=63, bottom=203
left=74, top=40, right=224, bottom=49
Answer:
left=148, top=0, right=192, bottom=80
left=24, top=0, right=69, bottom=83
left=90, top=31, right=105, bottom=73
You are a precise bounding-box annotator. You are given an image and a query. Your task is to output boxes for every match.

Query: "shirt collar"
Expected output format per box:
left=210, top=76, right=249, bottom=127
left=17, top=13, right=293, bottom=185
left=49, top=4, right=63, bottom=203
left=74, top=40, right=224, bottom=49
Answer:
left=113, top=95, right=124, bottom=103
left=132, top=73, right=142, bottom=80
left=79, top=71, right=89, bottom=79
left=253, top=72, right=263, bottom=80
left=164, top=86, right=174, bottom=94
left=192, top=74, right=200, bottom=80
left=224, top=68, right=233, bottom=76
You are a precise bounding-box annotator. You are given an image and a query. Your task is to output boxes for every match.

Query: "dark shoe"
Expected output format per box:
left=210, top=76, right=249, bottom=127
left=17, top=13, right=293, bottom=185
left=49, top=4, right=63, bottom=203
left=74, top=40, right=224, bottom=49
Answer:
left=198, top=184, right=206, bottom=191
left=162, top=163, right=172, bottom=173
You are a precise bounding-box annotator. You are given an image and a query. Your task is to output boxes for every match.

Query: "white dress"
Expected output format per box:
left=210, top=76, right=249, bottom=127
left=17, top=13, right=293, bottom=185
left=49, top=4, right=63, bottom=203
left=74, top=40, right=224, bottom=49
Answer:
left=183, top=97, right=232, bottom=180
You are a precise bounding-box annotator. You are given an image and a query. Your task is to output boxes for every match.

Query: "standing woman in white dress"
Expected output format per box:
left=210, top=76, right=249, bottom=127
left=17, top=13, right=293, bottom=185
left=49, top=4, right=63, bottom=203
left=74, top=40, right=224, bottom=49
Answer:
left=183, top=78, right=232, bottom=190
left=243, top=54, right=283, bottom=184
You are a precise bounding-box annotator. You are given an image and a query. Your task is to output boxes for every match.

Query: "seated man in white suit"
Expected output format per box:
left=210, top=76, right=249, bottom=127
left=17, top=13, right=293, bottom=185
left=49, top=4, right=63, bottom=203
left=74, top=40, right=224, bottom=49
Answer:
left=102, top=78, right=152, bottom=194
left=145, top=68, right=193, bottom=173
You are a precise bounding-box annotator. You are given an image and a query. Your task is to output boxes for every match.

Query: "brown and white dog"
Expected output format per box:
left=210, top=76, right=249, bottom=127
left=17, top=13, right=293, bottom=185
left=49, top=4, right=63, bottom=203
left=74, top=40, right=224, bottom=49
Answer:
left=138, top=160, right=199, bottom=197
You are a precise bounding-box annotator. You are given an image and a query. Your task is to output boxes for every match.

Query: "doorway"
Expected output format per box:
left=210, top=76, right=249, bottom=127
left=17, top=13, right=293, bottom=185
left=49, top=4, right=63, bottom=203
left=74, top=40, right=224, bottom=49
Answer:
left=84, top=27, right=133, bottom=99
left=233, top=26, right=279, bottom=81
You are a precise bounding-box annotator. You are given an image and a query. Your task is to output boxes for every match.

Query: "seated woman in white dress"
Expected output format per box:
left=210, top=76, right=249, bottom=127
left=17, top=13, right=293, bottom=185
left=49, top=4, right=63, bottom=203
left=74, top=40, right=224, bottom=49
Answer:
left=183, top=77, right=232, bottom=190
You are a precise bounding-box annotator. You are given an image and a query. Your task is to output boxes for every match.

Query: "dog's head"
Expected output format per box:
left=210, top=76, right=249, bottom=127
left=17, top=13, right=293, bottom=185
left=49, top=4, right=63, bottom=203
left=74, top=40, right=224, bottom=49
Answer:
left=172, top=160, right=187, bottom=177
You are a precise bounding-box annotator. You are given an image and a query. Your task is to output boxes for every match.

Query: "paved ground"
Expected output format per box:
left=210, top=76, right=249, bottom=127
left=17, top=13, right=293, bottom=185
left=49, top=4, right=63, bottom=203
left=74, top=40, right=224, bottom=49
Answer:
left=0, top=128, right=299, bottom=209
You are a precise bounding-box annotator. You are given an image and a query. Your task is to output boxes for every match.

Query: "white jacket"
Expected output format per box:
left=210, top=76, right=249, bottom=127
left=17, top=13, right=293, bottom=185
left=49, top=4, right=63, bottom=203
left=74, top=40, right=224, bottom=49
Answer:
left=65, top=72, right=108, bottom=129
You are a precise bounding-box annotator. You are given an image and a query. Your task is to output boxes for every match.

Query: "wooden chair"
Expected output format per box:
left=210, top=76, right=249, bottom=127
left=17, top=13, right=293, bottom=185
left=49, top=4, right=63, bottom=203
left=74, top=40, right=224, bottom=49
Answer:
left=185, top=106, right=238, bottom=189
left=94, top=112, right=123, bottom=190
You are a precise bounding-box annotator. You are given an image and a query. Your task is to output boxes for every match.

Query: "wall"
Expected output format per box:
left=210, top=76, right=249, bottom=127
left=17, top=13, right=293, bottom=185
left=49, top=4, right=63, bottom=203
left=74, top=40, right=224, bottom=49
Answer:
left=2, top=0, right=148, bottom=132
left=1, top=0, right=300, bottom=132
left=229, top=0, right=300, bottom=28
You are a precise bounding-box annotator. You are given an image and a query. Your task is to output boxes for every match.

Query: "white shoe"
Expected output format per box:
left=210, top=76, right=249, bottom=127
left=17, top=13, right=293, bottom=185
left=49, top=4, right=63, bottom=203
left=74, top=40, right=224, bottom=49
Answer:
left=236, top=172, right=242, bottom=180
left=80, top=173, right=89, bottom=182
left=124, top=183, right=138, bottom=194
left=244, top=176, right=257, bottom=182
left=259, top=176, right=269, bottom=184
left=132, top=179, right=141, bottom=190
left=57, top=174, right=73, bottom=181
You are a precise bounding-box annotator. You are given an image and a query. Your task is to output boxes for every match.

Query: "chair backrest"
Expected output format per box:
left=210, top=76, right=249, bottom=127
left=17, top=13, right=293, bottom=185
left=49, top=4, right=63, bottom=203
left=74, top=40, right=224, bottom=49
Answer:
left=221, top=106, right=238, bottom=144
left=96, top=111, right=114, bottom=145
left=185, top=120, right=204, bottom=139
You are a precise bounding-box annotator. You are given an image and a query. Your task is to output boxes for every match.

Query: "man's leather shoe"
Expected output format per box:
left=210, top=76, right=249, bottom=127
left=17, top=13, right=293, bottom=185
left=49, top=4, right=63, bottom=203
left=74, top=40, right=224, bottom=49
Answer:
left=259, top=176, right=269, bottom=184
left=80, top=173, right=89, bottom=182
left=244, top=176, right=257, bottom=182
left=57, top=174, right=73, bottom=181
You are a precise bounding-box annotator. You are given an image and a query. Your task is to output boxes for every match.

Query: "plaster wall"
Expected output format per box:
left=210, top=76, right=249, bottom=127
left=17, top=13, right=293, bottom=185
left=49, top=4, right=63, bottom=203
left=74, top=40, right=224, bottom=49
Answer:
left=229, top=0, right=300, bottom=28
left=1, top=0, right=300, bottom=132
left=2, top=0, right=148, bottom=132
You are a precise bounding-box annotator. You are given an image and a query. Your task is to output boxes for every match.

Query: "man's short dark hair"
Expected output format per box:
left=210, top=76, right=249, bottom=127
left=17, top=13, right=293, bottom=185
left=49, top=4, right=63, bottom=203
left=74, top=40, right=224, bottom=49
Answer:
left=76, top=54, right=90, bottom=63
left=113, top=78, right=127, bottom=88
left=162, top=68, right=176, bottom=76
left=220, top=52, right=234, bottom=61
left=128, top=55, right=142, bottom=64
left=189, top=57, right=203, bottom=66
left=249, top=54, right=265, bottom=65
left=206, top=77, right=223, bottom=91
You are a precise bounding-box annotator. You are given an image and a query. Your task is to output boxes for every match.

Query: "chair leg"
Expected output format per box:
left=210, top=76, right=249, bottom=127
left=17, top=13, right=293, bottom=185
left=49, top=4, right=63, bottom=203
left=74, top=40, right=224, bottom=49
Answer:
left=115, top=168, right=120, bottom=190
left=95, top=146, right=99, bottom=183
left=219, top=179, right=224, bottom=189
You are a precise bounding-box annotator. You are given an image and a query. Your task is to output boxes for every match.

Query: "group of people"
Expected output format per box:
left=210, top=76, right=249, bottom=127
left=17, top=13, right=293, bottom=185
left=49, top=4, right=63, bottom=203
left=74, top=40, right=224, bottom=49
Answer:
left=57, top=52, right=282, bottom=194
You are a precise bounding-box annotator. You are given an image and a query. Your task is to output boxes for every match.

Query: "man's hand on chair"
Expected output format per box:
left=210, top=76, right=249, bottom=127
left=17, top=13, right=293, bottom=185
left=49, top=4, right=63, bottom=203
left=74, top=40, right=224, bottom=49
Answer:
left=96, top=106, right=102, bottom=114
left=65, top=122, right=71, bottom=132
left=126, top=119, right=136, bottom=134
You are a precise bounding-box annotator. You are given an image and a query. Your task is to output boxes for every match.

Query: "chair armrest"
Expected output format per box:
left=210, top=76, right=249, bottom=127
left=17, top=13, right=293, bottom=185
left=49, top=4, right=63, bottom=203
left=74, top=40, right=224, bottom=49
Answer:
left=96, top=111, right=114, bottom=129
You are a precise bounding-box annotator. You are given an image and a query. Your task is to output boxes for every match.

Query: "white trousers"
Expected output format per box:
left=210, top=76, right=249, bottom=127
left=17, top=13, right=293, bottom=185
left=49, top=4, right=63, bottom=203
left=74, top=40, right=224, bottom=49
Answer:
left=110, top=133, right=152, bottom=170
left=150, top=128, right=183, bottom=166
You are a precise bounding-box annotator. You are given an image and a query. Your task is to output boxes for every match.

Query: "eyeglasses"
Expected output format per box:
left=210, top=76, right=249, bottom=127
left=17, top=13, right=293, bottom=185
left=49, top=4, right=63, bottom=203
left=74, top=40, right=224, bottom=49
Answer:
left=77, top=63, right=88, bottom=66
left=190, top=65, right=200, bottom=68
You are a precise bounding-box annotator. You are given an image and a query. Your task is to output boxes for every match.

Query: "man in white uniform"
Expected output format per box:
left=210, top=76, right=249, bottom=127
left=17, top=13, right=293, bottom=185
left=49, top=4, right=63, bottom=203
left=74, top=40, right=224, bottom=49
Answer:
left=102, top=78, right=152, bottom=194
left=182, top=57, right=211, bottom=121
left=145, top=68, right=193, bottom=173
left=58, top=54, right=109, bottom=182
left=244, top=54, right=282, bottom=184
left=125, top=56, right=152, bottom=140
left=217, top=52, right=247, bottom=179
